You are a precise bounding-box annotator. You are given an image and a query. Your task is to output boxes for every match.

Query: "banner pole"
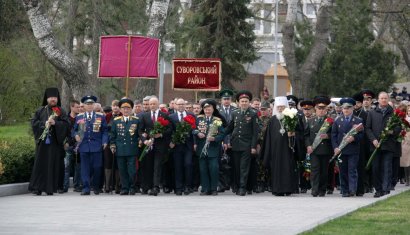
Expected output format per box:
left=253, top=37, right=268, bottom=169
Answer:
left=125, top=36, right=132, bottom=97
left=195, top=91, right=198, bottom=103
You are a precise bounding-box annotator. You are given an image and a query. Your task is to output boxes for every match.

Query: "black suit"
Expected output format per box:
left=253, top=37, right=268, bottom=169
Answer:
left=169, top=111, right=196, bottom=193
left=138, top=110, right=172, bottom=191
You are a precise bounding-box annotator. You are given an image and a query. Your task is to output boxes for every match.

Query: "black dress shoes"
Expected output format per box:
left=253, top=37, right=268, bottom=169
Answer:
left=120, top=191, right=129, bottom=195
left=149, top=188, right=158, bottom=196
left=184, top=188, right=191, bottom=195
left=239, top=189, right=246, bottom=196
left=81, top=192, right=90, bottom=196
left=163, top=187, right=171, bottom=194
left=175, top=191, right=182, bottom=196
left=374, top=191, right=383, bottom=198
left=211, top=191, right=218, bottom=196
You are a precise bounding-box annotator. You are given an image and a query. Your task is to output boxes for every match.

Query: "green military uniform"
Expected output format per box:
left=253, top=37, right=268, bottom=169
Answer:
left=225, top=106, right=259, bottom=195
left=110, top=115, right=139, bottom=194
left=195, top=115, right=225, bottom=194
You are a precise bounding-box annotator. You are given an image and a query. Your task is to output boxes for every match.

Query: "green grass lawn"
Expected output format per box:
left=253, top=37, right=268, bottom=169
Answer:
left=302, top=190, right=410, bottom=235
left=0, top=123, right=31, bottom=139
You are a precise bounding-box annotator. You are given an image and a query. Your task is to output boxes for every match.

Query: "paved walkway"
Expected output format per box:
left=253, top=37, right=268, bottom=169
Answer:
left=0, top=184, right=408, bottom=235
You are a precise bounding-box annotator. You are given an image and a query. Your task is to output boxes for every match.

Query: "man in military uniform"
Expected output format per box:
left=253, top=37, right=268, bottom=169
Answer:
left=194, top=100, right=226, bottom=195
left=110, top=98, right=139, bottom=195
left=217, top=89, right=236, bottom=192
left=305, top=96, right=333, bottom=197
left=353, top=89, right=375, bottom=195
left=331, top=98, right=364, bottom=197
left=297, top=100, right=315, bottom=193
left=73, top=95, right=108, bottom=195
left=225, top=90, right=259, bottom=196
left=256, top=101, right=271, bottom=192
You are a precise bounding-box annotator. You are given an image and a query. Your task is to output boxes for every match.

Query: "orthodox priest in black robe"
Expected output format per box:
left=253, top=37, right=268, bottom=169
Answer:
left=261, top=96, right=298, bottom=196
left=29, top=88, right=70, bottom=195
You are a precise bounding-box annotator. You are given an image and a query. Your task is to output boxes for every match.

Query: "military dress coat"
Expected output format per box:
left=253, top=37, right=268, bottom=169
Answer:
left=110, top=116, right=140, bottom=157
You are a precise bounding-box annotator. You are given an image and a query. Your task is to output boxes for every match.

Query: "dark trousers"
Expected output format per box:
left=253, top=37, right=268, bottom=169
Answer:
left=219, top=149, right=232, bottom=190
left=246, top=155, right=258, bottom=191
left=327, top=161, right=336, bottom=191
left=340, top=153, right=359, bottom=194
left=173, top=145, right=193, bottom=191
left=140, top=147, right=163, bottom=191
left=199, top=157, right=219, bottom=192
left=117, top=155, right=136, bottom=192
left=391, top=156, right=400, bottom=188
left=233, top=150, right=251, bottom=190
left=80, top=152, right=102, bottom=193
left=311, top=154, right=330, bottom=194
left=192, top=153, right=201, bottom=189
left=372, top=150, right=393, bottom=193
left=356, top=152, right=366, bottom=194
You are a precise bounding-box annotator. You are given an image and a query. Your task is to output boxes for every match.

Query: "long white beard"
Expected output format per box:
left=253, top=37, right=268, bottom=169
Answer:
left=276, top=113, right=284, bottom=120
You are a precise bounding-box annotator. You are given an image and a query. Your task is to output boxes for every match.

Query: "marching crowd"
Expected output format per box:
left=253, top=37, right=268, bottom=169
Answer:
left=28, top=87, right=410, bottom=198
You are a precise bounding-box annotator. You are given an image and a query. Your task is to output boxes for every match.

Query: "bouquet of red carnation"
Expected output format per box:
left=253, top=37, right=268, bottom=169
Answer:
left=39, top=106, right=61, bottom=144
left=311, top=117, right=333, bottom=153
left=139, top=116, right=170, bottom=161
left=329, top=123, right=364, bottom=163
left=171, top=115, right=196, bottom=145
left=366, top=108, right=410, bottom=169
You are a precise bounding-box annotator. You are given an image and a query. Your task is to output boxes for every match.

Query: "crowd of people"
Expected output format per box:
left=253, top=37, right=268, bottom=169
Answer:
left=28, top=87, right=410, bottom=198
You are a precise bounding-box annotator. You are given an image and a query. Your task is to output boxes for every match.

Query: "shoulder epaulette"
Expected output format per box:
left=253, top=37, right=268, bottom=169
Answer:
left=334, top=116, right=341, bottom=122
left=77, top=113, right=85, bottom=116
left=114, top=116, right=122, bottom=120
left=131, top=116, right=139, bottom=120
left=213, top=116, right=221, bottom=120
left=197, top=114, right=205, bottom=118
left=95, top=112, right=104, bottom=115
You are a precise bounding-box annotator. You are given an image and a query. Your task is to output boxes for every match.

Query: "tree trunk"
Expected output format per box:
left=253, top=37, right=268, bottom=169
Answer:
left=132, top=0, right=171, bottom=100
left=282, top=0, right=332, bottom=98
left=61, top=0, right=78, bottom=109
left=23, top=0, right=93, bottom=101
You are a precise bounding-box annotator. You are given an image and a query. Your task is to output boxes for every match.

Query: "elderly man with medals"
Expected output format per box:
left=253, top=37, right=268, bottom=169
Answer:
left=110, top=98, right=140, bottom=195
left=194, top=99, right=226, bottom=195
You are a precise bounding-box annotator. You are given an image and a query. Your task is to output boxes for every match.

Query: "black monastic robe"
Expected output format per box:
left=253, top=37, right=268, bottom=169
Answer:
left=261, top=115, right=298, bottom=194
left=29, top=106, right=70, bottom=193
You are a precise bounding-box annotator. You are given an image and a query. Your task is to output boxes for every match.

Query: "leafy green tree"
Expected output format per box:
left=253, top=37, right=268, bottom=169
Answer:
left=312, top=0, right=398, bottom=96
left=172, top=0, right=258, bottom=89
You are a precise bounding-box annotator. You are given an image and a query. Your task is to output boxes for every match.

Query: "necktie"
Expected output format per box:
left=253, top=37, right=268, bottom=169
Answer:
left=225, top=107, right=229, bottom=116
left=125, top=117, right=128, bottom=123
left=87, top=113, right=91, bottom=121
left=345, top=117, right=349, bottom=124
left=152, top=111, right=156, bottom=123
left=180, top=112, right=184, bottom=122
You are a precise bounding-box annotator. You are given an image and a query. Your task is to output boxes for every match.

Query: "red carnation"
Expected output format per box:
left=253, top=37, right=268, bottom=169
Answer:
left=401, top=130, right=407, bottom=137
left=325, top=117, right=334, bottom=125
left=183, top=115, right=196, bottom=129
left=157, top=116, right=170, bottom=127
left=160, top=108, right=169, bottom=114
left=52, top=107, right=61, bottom=116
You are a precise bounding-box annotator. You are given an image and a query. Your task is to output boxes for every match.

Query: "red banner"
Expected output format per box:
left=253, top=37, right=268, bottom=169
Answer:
left=172, top=59, right=221, bottom=91
left=98, top=36, right=160, bottom=79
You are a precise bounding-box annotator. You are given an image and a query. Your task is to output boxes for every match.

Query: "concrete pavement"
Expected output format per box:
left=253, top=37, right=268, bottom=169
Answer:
left=0, top=184, right=408, bottom=235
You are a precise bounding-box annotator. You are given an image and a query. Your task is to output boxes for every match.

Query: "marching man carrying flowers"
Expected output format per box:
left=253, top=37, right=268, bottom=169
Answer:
left=331, top=97, right=364, bottom=197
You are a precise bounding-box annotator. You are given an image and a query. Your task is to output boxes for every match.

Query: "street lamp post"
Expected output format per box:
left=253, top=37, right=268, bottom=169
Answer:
left=273, top=0, right=279, bottom=98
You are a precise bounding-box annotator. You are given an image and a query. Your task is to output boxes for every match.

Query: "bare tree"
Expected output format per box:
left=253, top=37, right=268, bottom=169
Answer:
left=22, top=0, right=94, bottom=101
left=282, top=0, right=332, bottom=97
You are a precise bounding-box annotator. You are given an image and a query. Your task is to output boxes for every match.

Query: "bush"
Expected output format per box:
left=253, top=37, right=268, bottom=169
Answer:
left=0, top=137, right=35, bottom=184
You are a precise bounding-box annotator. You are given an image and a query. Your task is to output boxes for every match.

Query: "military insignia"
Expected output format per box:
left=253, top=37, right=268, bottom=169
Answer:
left=245, top=116, right=251, bottom=121
left=129, top=124, right=137, bottom=136
left=198, top=120, right=207, bottom=133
